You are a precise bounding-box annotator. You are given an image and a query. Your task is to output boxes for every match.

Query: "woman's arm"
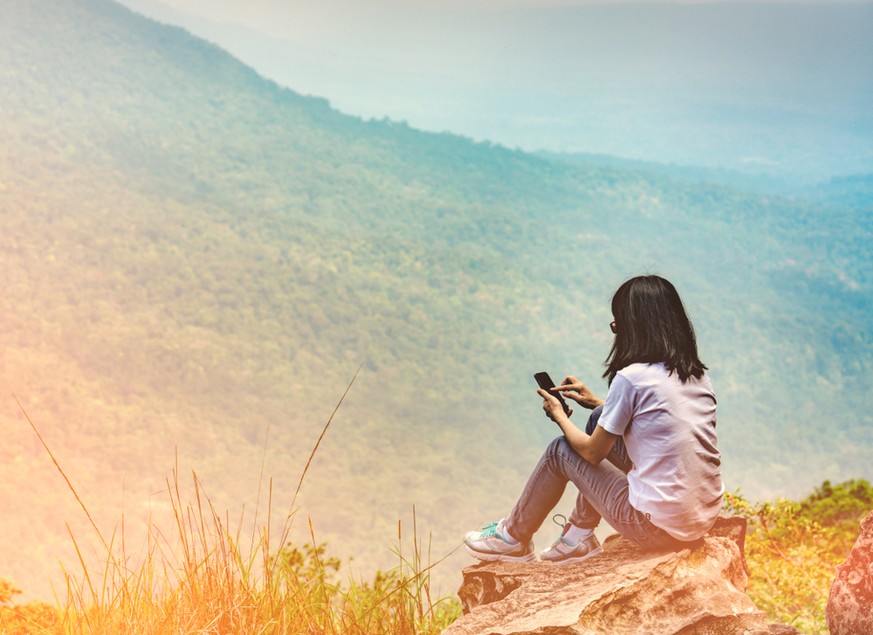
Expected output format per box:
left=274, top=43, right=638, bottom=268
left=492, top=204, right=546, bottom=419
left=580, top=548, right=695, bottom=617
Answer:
left=537, top=388, right=619, bottom=465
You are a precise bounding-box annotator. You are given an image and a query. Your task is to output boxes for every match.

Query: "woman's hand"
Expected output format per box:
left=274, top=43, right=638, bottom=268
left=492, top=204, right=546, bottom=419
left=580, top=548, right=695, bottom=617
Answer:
left=554, top=375, right=604, bottom=410
left=537, top=388, right=571, bottom=423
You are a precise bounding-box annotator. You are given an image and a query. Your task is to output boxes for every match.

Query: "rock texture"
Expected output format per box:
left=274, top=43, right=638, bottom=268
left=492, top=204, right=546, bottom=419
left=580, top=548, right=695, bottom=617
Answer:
left=827, top=510, right=873, bottom=635
left=445, top=517, right=793, bottom=635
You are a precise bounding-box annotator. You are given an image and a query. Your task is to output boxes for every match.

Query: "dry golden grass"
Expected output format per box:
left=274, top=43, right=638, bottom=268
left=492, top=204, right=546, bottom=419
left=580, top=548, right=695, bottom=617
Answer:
left=3, top=370, right=461, bottom=634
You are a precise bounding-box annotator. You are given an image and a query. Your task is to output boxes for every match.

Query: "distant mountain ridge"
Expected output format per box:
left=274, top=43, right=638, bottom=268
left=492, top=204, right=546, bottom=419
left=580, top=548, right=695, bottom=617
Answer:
left=117, top=0, right=873, bottom=180
left=541, top=151, right=873, bottom=209
left=1, top=0, right=870, bottom=600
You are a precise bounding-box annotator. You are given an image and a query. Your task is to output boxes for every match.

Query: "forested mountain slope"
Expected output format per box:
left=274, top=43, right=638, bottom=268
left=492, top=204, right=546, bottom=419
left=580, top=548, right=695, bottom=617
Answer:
left=1, top=0, right=870, bottom=598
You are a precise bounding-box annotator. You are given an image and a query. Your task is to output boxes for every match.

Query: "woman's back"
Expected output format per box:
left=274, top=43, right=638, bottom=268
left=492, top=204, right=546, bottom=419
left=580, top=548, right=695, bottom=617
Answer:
left=599, top=362, right=722, bottom=541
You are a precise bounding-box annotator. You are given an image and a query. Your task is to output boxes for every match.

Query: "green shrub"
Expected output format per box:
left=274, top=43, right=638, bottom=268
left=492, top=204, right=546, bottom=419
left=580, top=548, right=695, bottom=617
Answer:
left=726, top=479, right=872, bottom=634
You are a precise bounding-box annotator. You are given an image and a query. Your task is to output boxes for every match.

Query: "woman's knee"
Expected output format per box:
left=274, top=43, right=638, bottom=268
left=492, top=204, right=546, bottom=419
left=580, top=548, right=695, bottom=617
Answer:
left=546, top=435, right=572, bottom=458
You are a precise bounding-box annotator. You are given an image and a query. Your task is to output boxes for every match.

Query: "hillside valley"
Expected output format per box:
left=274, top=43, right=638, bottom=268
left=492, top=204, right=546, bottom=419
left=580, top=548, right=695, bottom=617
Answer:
left=1, top=0, right=871, bottom=599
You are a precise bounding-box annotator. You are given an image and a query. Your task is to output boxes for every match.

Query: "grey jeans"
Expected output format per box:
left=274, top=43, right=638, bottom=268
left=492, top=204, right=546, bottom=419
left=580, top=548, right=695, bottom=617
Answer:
left=504, top=406, right=691, bottom=549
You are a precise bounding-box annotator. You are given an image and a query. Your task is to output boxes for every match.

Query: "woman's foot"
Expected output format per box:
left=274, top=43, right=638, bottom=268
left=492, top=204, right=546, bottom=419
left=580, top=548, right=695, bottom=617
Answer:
left=540, top=532, right=603, bottom=564
left=464, top=520, right=536, bottom=562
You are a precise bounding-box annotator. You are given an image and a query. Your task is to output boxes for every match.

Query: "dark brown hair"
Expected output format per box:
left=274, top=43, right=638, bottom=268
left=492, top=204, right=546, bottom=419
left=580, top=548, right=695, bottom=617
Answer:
left=604, top=275, right=707, bottom=384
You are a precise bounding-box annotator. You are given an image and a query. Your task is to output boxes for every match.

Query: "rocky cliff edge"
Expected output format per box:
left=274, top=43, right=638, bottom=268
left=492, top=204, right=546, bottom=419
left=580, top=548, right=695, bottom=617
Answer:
left=445, top=517, right=798, bottom=635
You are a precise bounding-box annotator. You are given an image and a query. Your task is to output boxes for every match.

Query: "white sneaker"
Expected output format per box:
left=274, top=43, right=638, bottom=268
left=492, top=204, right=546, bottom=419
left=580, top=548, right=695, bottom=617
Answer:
left=540, top=532, right=603, bottom=564
left=464, top=520, right=536, bottom=563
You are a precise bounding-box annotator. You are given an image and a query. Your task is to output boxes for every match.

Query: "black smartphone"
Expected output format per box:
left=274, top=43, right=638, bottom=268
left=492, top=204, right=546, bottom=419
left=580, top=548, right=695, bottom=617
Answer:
left=534, top=372, right=571, bottom=417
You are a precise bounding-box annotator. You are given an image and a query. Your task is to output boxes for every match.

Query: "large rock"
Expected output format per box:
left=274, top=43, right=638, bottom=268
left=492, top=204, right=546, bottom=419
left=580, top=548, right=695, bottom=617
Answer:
left=445, top=517, right=792, bottom=635
left=827, top=510, right=873, bottom=635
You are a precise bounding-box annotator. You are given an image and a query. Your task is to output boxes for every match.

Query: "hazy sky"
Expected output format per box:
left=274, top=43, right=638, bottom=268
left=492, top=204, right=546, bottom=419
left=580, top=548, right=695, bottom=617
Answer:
left=145, top=0, right=872, bottom=36
left=159, top=0, right=870, bottom=7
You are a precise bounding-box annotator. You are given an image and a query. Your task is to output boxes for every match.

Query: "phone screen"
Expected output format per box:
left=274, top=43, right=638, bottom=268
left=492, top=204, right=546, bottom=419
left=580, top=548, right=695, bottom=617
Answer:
left=534, top=372, right=571, bottom=416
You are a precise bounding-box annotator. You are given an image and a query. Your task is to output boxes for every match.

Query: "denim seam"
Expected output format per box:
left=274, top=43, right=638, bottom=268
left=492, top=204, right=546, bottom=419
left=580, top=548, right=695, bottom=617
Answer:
left=551, top=443, right=608, bottom=528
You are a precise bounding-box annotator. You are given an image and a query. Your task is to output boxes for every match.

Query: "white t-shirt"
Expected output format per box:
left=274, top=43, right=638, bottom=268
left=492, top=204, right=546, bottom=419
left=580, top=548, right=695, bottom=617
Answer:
left=598, top=362, right=723, bottom=541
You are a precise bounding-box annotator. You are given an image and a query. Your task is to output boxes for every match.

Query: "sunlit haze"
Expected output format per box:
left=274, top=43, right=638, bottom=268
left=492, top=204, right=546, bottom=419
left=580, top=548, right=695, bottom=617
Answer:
left=2, top=0, right=871, bottom=610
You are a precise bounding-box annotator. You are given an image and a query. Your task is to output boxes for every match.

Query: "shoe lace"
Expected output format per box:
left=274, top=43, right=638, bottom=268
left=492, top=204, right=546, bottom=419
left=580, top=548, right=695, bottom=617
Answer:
left=548, top=514, right=573, bottom=549
left=479, top=520, right=500, bottom=537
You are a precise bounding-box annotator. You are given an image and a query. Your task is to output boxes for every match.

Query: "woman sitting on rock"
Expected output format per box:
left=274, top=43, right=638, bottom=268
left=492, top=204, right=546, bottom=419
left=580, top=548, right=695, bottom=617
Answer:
left=465, top=275, right=724, bottom=564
